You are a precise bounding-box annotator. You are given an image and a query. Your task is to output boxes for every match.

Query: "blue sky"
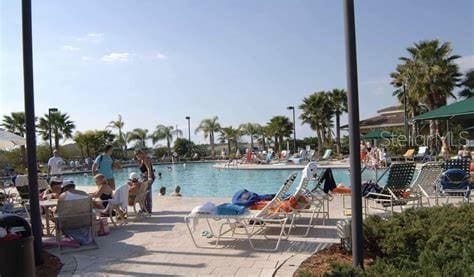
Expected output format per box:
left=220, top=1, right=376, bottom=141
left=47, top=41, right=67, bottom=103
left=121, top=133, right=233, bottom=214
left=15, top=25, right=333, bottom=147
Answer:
left=1, top=0, right=473, bottom=145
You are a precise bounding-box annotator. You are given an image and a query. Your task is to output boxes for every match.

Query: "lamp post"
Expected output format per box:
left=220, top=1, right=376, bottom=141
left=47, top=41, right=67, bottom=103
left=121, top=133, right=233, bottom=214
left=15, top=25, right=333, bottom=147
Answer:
left=22, top=0, right=43, bottom=265
left=287, top=106, right=296, bottom=154
left=48, top=107, right=58, bottom=156
left=403, top=84, right=409, bottom=148
left=343, top=0, right=363, bottom=268
left=185, top=116, right=191, bottom=155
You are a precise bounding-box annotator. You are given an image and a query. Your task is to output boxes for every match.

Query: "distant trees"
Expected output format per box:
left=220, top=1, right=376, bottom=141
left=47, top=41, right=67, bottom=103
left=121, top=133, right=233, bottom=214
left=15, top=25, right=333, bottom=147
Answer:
left=266, top=116, right=293, bottom=152
left=239, top=123, right=260, bottom=150
left=151, top=125, right=182, bottom=159
left=127, top=128, right=149, bottom=149
left=390, top=39, right=461, bottom=140
left=2, top=112, right=26, bottom=137
left=107, top=114, right=126, bottom=158
left=219, top=126, right=241, bottom=154
left=74, top=130, right=115, bottom=157
left=459, top=69, right=474, bottom=99
left=37, top=110, right=75, bottom=150
left=195, top=116, right=221, bottom=158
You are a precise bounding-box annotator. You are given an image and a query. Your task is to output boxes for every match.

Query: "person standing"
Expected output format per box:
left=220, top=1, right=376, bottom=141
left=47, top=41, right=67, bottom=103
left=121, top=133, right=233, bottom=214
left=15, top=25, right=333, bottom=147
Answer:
left=135, top=150, right=154, bottom=213
left=92, top=145, right=118, bottom=190
left=48, top=149, right=64, bottom=177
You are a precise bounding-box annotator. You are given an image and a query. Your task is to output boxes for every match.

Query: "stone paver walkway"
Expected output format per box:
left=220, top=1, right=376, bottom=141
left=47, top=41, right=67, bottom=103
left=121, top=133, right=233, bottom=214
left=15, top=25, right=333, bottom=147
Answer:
left=49, top=196, right=348, bottom=276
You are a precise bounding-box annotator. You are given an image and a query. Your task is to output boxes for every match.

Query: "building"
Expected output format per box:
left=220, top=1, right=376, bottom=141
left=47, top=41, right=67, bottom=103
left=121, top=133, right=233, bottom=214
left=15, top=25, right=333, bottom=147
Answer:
left=341, top=105, right=405, bottom=132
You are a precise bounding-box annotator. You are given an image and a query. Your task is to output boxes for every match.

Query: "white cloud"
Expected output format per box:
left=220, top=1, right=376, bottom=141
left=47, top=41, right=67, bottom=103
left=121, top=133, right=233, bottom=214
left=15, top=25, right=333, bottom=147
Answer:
left=457, top=55, right=474, bottom=72
left=156, top=53, right=167, bottom=60
left=62, top=45, right=80, bottom=51
left=101, top=52, right=130, bottom=63
left=76, top=33, right=104, bottom=43
left=80, top=56, right=91, bottom=61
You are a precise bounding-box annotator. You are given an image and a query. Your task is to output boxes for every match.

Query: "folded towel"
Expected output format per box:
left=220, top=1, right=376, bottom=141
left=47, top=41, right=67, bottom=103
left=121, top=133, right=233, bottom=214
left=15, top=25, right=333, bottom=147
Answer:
left=191, top=202, right=217, bottom=215
left=217, top=203, right=247, bottom=215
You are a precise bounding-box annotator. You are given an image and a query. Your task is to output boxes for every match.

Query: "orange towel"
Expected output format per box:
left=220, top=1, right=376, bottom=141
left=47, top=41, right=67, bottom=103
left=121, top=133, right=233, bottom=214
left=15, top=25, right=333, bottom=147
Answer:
left=332, top=186, right=351, bottom=194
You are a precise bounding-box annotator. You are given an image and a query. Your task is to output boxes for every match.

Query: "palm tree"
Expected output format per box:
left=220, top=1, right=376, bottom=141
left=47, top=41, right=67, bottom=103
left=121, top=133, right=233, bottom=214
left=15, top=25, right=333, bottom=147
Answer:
left=2, top=112, right=26, bottom=136
left=459, top=69, right=474, bottom=99
left=127, top=128, right=149, bottom=149
left=38, top=111, right=75, bottom=150
left=74, top=130, right=115, bottom=157
left=195, top=116, right=221, bottom=158
left=328, top=89, right=347, bottom=156
left=151, top=125, right=182, bottom=159
left=255, top=125, right=270, bottom=150
left=107, top=114, right=126, bottom=158
left=266, top=116, right=293, bottom=152
left=390, top=39, right=461, bottom=140
left=219, top=126, right=241, bottom=154
left=299, top=91, right=334, bottom=156
left=2, top=112, right=28, bottom=166
left=239, top=123, right=260, bottom=150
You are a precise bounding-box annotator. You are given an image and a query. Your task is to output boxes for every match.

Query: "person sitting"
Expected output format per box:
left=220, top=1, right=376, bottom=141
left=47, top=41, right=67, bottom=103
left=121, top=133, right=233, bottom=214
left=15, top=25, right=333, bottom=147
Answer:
left=41, top=177, right=63, bottom=200
left=59, top=180, right=89, bottom=200
left=170, top=185, right=182, bottom=197
left=89, top=174, right=113, bottom=209
left=127, top=172, right=141, bottom=206
left=159, top=186, right=166, bottom=196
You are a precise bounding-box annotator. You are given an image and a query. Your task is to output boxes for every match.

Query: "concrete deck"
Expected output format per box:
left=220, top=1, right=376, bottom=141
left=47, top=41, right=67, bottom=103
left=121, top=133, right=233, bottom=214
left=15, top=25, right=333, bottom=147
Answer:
left=49, top=195, right=352, bottom=277
left=213, top=161, right=350, bottom=170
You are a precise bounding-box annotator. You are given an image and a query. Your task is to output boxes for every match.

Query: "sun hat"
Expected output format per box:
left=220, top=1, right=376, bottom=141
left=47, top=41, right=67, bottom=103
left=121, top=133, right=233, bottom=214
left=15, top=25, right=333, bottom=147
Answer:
left=49, top=176, right=63, bottom=185
left=61, top=179, right=75, bottom=190
left=129, top=172, right=139, bottom=181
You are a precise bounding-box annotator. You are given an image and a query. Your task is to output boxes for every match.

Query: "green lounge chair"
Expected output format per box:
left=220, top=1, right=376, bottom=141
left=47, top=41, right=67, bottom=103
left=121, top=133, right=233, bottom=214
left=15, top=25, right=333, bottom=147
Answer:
left=411, top=162, right=444, bottom=206
left=320, top=149, right=332, bottom=160
left=364, top=162, right=418, bottom=215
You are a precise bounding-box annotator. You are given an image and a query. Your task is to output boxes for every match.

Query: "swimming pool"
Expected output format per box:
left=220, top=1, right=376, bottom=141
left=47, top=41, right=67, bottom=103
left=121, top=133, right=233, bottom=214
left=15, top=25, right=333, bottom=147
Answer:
left=66, top=162, right=385, bottom=197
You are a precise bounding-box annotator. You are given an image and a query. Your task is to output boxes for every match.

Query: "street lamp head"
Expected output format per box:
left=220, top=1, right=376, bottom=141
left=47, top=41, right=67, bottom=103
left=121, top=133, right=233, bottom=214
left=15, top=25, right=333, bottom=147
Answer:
left=49, top=108, right=58, bottom=113
left=185, top=116, right=190, bottom=120
left=287, top=106, right=294, bottom=110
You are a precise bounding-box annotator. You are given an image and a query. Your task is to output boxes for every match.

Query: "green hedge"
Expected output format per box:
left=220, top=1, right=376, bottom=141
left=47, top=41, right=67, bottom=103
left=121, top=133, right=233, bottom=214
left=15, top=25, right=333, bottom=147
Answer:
left=328, top=205, right=474, bottom=276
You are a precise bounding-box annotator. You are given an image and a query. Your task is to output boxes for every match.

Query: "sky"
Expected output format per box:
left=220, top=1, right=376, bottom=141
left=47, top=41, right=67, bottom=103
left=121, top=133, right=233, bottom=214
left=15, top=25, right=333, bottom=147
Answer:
left=1, top=0, right=473, bottom=145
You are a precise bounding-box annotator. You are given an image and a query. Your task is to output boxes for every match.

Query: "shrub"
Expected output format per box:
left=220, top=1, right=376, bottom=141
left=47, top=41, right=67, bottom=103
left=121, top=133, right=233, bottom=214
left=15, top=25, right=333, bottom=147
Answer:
left=330, top=205, right=474, bottom=276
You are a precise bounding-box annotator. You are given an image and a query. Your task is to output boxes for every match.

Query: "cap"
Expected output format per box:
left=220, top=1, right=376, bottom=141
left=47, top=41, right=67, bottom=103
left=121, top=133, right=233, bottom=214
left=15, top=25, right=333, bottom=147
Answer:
left=129, top=172, right=139, bottom=181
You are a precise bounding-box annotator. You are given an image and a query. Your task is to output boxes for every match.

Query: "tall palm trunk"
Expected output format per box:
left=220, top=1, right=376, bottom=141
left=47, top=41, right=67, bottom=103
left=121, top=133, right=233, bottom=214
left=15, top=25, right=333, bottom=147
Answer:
left=227, top=140, right=231, bottom=155
left=335, top=113, right=341, bottom=155
left=167, top=137, right=171, bottom=160
left=274, top=135, right=279, bottom=152
left=261, top=135, right=266, bottom=150
left=210, top=132, right=215, bottom=158
left=54, top=129, right=60, bottom=150
left=20, top=146, right=27, bottom=168
left=250, top=136, right=254, bottom=150
left=316, top=129, right=323, bottom=157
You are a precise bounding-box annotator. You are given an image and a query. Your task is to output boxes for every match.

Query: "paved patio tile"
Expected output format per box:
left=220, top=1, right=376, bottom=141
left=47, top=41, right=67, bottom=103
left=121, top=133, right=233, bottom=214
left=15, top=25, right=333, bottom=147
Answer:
left=50, top=195, right=353, bottom=276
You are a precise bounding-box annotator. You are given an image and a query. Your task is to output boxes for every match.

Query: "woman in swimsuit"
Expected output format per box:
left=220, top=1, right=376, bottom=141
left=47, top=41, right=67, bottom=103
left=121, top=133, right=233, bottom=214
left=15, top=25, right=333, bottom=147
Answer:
left=135, top=150, right=154, bottom=213
left=90, top=174, right=114, bottom=209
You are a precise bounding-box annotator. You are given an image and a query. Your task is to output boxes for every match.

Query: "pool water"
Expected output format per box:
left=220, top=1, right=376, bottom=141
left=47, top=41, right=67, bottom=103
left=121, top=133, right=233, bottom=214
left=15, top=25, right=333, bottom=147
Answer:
left=66, top=162, right=385, bottom=197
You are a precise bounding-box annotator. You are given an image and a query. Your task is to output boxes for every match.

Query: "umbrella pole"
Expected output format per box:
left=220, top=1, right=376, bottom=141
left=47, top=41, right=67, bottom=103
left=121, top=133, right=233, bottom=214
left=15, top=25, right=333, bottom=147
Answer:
left=21, top=0, right=43, bottom=265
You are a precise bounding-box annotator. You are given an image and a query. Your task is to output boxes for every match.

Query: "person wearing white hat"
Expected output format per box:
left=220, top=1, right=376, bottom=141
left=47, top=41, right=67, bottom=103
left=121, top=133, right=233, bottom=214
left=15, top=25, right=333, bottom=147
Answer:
left=127, top=172, right=141, bottom=205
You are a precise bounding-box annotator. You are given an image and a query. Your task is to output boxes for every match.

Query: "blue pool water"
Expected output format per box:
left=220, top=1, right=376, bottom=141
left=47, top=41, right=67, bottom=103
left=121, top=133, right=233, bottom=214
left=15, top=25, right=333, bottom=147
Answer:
left=66, top=162, right=385, bottom=197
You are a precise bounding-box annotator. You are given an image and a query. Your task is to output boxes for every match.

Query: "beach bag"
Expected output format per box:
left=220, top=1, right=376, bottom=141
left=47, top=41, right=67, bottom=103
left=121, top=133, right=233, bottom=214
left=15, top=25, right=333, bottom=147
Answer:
left=232, top=189, right=260, bottom=207
left=95, top=218, right=110, bottom=236
left=216, top=203, right=247, bottom=215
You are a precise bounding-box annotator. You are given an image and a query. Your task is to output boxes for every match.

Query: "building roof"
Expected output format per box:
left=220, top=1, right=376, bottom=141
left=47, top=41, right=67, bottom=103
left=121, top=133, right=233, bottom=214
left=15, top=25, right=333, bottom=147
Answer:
left=377, top=105, right=403, bottom=114
left=341, top=110, right=405, bottom=130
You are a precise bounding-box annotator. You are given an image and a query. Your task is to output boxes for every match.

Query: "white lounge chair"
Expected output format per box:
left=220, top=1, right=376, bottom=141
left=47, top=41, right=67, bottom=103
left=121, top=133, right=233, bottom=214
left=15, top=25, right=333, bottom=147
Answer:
left=184, top=173, right=298, bottom=251
left=411, top=162, right=444, bottom=206
left=94, top=185, right=129, bottom=227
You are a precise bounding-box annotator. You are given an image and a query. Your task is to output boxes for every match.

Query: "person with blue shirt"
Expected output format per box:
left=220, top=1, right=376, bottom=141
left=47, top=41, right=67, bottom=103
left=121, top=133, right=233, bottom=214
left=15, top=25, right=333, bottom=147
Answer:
left=92, top=145, right=117, bottom=190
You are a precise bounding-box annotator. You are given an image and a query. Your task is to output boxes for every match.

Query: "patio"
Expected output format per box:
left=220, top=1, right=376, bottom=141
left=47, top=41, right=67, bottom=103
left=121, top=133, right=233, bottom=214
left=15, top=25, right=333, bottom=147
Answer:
left=49, top=195, right=346, bottom=277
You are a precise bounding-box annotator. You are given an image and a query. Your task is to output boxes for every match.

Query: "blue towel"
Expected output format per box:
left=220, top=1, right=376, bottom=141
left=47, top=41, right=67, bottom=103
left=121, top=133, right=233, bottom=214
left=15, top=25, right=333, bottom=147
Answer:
left=217, top=203, right=247, bottom=215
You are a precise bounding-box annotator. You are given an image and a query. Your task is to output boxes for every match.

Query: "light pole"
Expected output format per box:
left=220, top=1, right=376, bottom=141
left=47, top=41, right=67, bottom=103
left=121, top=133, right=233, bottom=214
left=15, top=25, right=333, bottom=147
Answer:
left=403, top=84, right=409, bottom=148
left=48, top=107, right=58, bottom=156
left=344, top=0, right=363, bottom=268
left=185, top=116, right=191, bottom=155
left=287, top=106, right=296, bottom=154
left=22, top=0, right=43, bottom=265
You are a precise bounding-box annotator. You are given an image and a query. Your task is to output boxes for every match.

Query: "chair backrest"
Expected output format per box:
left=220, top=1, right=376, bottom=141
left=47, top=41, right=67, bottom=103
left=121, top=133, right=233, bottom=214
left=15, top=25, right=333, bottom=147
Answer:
left=257, top=173, right=298, bottom=217
left=404, top=149, right=415, bottom=157
left=112, top=185, right=129, bottom=210
left=384, top=162, right=416, bottom=195
left=322, top=149, right=332, bottom=159
left=411, top=162, right=443, bottom=195
left=444, top=158, right=471, bottom=174
left=57, top=197, right=94, bottom=230
left=417, top=146, right=428, bottom=155
left=16, top=185, right=29, bottom=201
left=15, top=175, right=28, bottom=187
left=293, top=162, right=318, bottom=197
